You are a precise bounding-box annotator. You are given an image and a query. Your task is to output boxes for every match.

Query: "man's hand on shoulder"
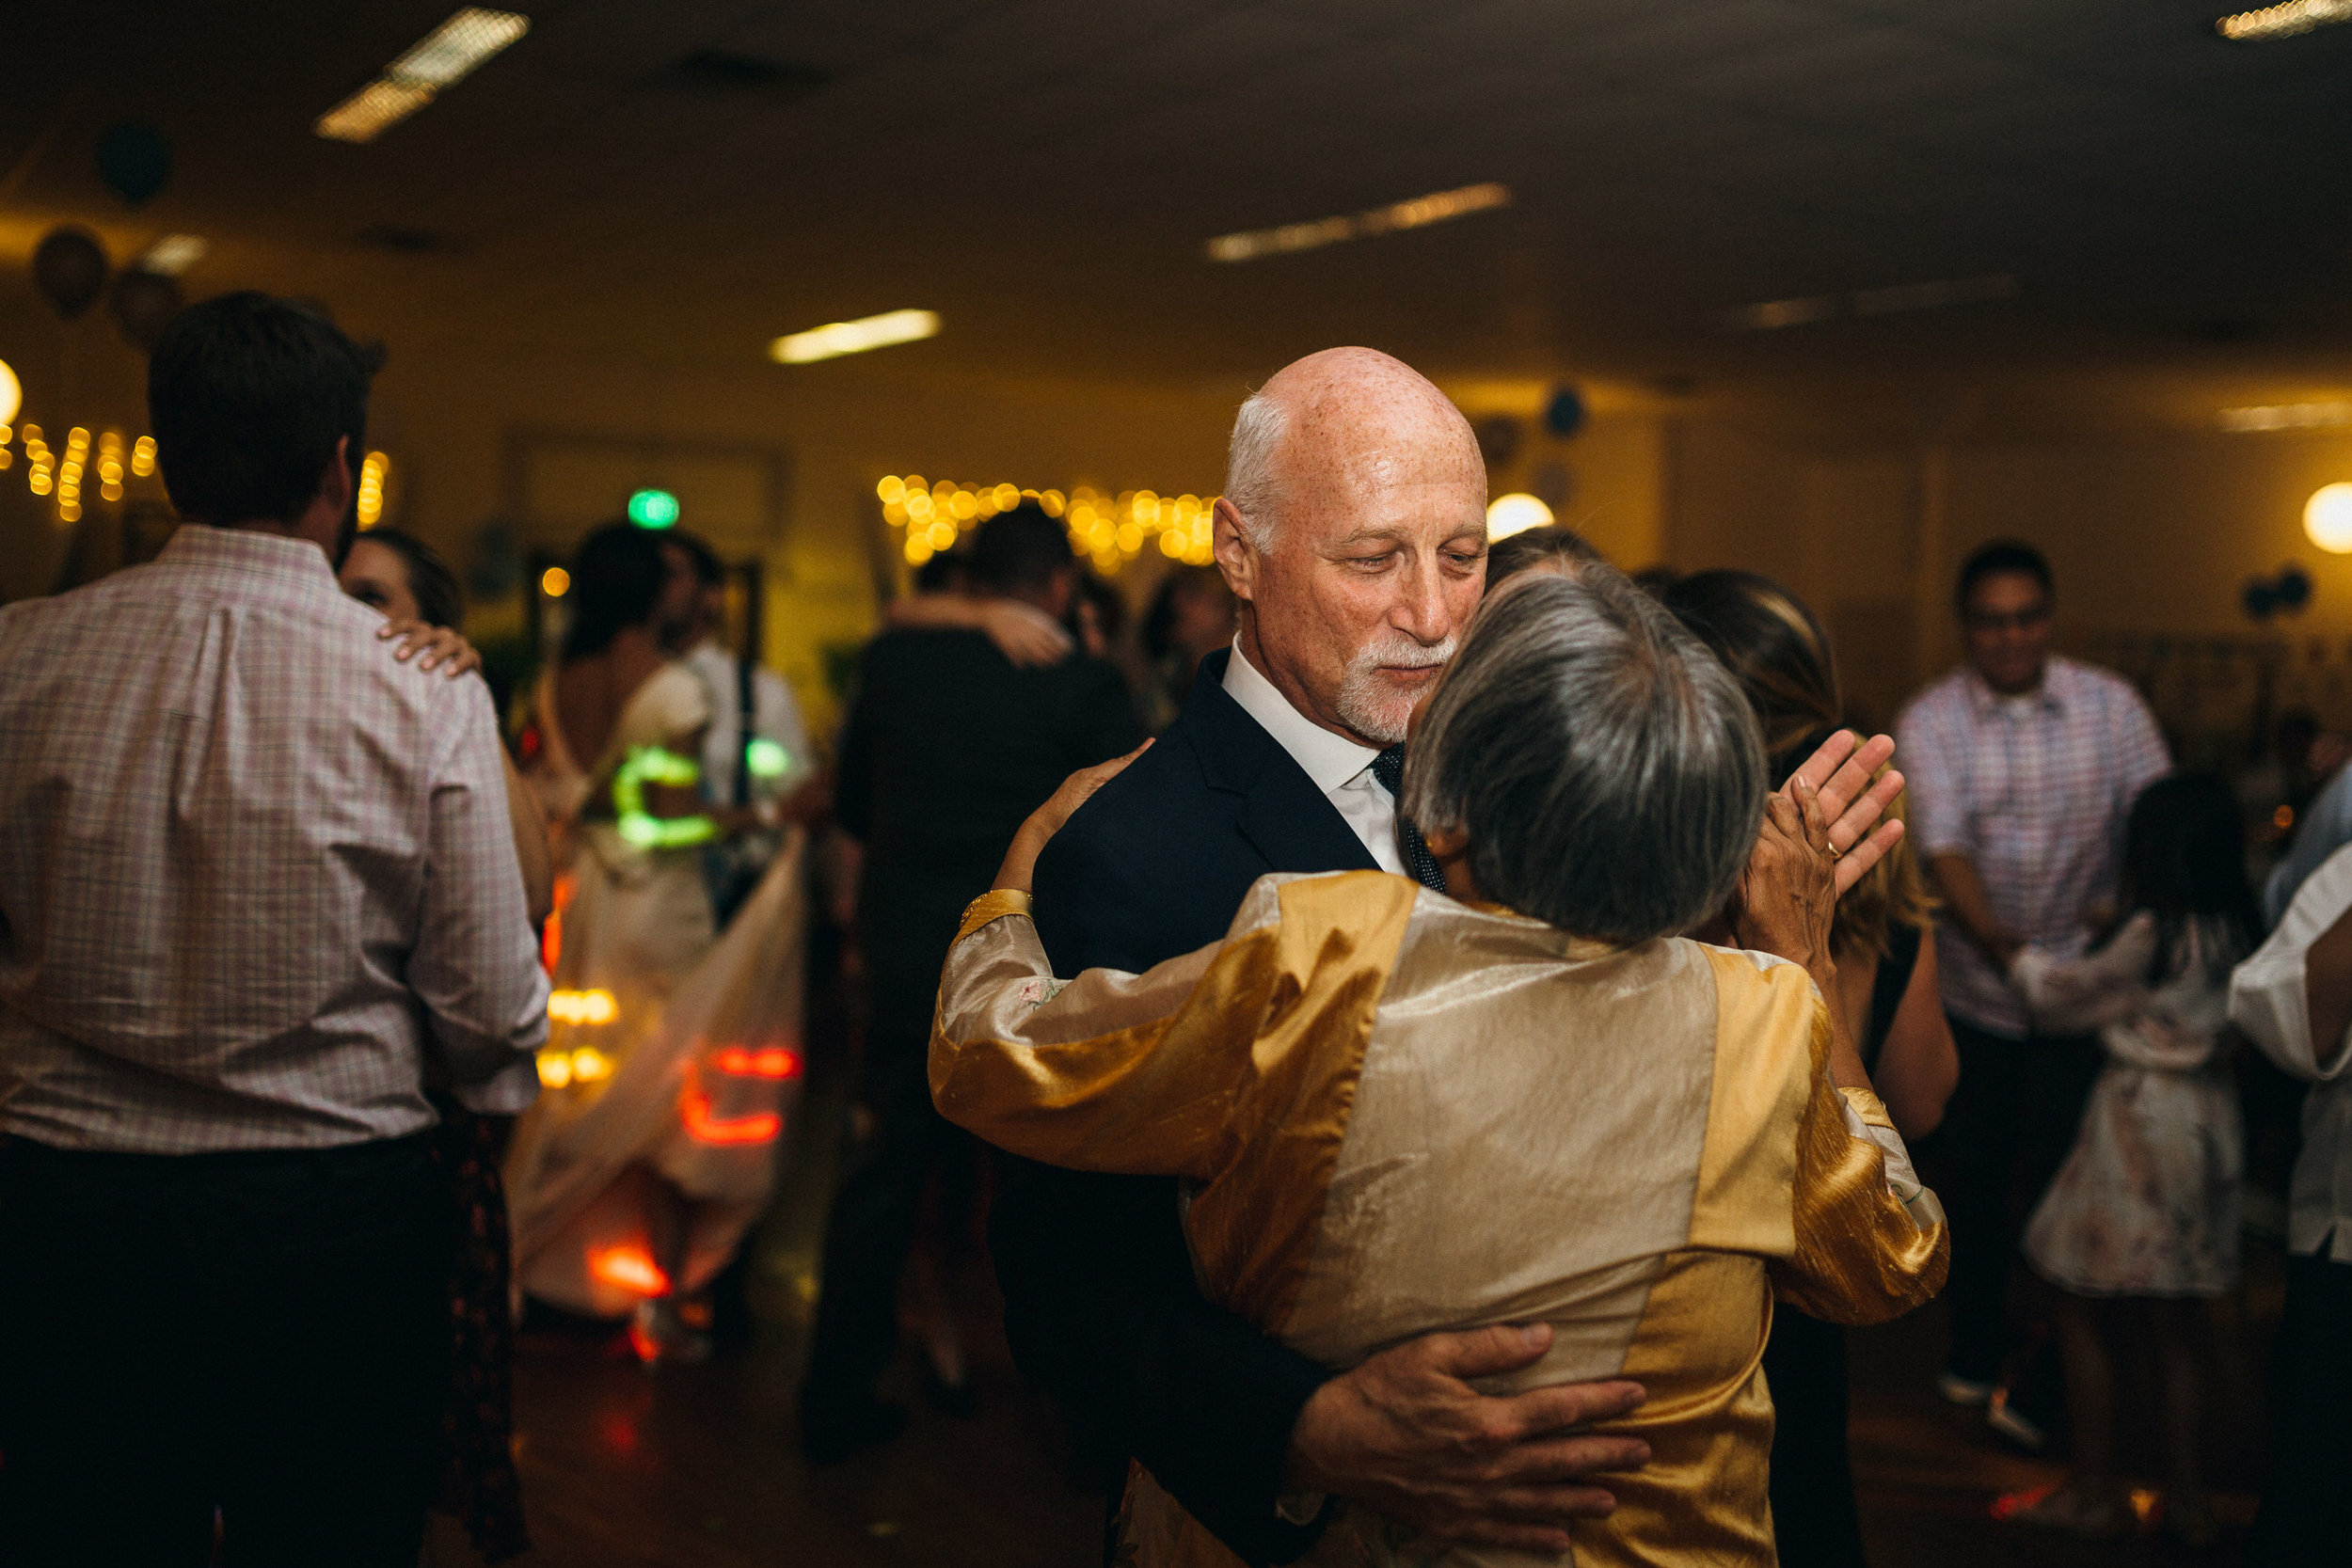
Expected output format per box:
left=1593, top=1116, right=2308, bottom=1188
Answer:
left=1283, top=1323, right=1648, bottom=1556
left=377, top=619, right=480, bottom=679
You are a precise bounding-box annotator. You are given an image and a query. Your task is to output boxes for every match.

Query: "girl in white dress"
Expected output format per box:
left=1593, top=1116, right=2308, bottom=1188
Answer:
left=2006, top=773, right=2253, bottom=1544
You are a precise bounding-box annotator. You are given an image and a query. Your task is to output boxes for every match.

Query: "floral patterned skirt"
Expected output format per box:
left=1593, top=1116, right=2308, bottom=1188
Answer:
left=2025, top=1065, right=2242, bottom=1298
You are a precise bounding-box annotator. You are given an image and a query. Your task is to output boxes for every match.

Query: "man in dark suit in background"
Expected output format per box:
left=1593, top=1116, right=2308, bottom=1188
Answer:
left=800, top=502, right=1142, bottom=1461
left=1001, top=348, right=1656, bottom=1564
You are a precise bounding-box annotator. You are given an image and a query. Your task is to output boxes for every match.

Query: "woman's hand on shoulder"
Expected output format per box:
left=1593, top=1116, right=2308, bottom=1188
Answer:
left=992, top=739, right=1152, bottom=894
left=377, top=618, right=480, bottom=678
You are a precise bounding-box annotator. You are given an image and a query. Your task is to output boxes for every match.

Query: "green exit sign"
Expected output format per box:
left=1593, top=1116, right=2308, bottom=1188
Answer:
left=628, top=488, right=679, bottom=529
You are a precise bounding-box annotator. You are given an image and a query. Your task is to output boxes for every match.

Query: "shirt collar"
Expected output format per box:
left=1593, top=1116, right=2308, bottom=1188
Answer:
left=158, top=522, right=342, bottom=596
left=1963, top=658, right=2068, bottom=717
left=1221, top=636, right=1383, bottom=792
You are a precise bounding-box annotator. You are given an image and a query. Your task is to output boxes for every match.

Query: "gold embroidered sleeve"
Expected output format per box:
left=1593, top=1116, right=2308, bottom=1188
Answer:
left=1771, top=1001, right=1951, bottom=1324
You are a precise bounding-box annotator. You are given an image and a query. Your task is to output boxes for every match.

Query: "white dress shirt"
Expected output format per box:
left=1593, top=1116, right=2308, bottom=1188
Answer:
left=0, top=525, right=549, bottom=1152
left=2231, top=841, right=2352, bottom=1262
left=685, top=639, right=813, bottom=804
left=1222, top=639, right=1405, bottom=877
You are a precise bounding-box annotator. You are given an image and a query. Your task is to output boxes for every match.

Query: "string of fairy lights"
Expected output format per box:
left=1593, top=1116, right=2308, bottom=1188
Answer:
left=0, top=420, right=390, bottom=530
left=878, top=474, right=1219, bottom=574
left=3, top=424, right=157, bottom=524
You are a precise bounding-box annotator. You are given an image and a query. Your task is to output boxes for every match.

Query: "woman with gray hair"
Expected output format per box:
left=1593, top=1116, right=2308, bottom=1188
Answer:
left=928, top=569, right=1948, bottom=1566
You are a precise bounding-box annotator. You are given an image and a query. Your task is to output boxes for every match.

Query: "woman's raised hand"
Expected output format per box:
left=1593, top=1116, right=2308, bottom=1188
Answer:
left=993, top=739, right=1152, bottom=895
left=1785, top=730, right=1907, bottom=895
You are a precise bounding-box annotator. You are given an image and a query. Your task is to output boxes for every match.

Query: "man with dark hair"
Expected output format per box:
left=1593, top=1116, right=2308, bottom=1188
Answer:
left=147, top=290, right=378, bottom=560
left=1897, top=536, right=2169, bottom=1437
left=799, top=500, right=1142, bottom=1459
left=0, top=293, right=549, bottom=1565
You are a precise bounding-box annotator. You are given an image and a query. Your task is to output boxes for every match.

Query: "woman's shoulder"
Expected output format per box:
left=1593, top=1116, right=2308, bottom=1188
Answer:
left=1687, top=941, right=1830, bottom=1064
left=622, top=658, right=715, bottom=739
left=1226, top=868, right=1420, bottom=942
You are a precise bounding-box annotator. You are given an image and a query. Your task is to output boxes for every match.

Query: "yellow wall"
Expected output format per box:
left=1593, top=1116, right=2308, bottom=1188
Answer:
left=15, top=291, right=2352, bottom=749
left=1654, top=421, right=2352, bottom=731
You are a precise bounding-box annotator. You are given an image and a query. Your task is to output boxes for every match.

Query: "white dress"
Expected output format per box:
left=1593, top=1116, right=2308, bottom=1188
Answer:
left=506, top=662, right=808, bottom=1315
left=2014, top=912, right=2244, bottom=1297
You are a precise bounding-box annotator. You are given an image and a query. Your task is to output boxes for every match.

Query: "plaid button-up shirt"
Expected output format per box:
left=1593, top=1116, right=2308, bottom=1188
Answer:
left=1896, top=656, right=2170, bottom=1037
left=0, top=525, right=548, bottom=1152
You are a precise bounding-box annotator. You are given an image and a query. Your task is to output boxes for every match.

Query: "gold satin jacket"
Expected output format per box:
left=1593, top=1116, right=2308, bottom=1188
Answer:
left=932, top=870, right=1948, bottom=1568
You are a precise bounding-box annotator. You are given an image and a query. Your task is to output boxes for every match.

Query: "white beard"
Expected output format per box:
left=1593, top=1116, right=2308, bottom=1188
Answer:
left=1334, top=628, right=1457, bottom=746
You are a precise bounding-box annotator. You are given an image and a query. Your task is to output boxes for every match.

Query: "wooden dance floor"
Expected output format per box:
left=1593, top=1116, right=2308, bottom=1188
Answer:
left=427, top=1049, right=2280, bottom=1568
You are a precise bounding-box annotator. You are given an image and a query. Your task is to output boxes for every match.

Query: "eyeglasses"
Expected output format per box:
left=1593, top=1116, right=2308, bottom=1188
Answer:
left=1963, top=604, right=2051, bottom=634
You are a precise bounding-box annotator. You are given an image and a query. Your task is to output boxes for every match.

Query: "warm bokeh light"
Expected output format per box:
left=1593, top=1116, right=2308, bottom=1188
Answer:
left=771, top=308, right=940, bottom=365
left=541, top=565, right=571, bottom=596
left=357, top=451, right=388, bottom=529
left=2217, top=0, right=2352, bottom=42
left=882, top=475, right=1216, bottom=573
left=548, top=987, right=618, bottom=1025
left=680, top=1085, right=782, bottom=1146
left=131, top=435, right=156, bottom=477
left=2305, top=483, right=2352, bottom=552
left=588, top=1243, right=671, bottom=1297
left=0, top=358, right=18, bottom=426
left=1486, top=492, right=1555, bottom=541
left=714, top=1045, right=803, bottom=1079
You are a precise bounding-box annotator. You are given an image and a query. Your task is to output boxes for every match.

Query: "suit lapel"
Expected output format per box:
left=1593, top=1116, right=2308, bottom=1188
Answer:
left=1181, top=650, right=1381, bottom=877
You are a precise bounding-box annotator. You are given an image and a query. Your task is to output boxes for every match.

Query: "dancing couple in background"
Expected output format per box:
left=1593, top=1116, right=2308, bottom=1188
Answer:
left=508, top=520, right=812, bottom=1362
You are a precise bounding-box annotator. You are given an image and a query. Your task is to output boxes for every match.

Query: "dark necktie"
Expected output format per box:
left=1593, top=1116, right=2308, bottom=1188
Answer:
left=1371, top=745, right=1449, bottom=894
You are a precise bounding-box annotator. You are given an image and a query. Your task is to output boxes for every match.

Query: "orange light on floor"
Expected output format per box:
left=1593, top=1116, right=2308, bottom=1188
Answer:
left=589, top=1243, right=671, bottom=1297
left=540, top=872, right=575, bottom=974
left=1989, top=1483, right=2058, bottom=1522
left=713, top=1044, right=803, bottom=1079
left=680, top=1084, right=783, bottom=1146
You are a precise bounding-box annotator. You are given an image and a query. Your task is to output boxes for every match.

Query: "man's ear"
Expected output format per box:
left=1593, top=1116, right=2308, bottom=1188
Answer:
left=319, top=435, right=355, bottom=516
left=1212, top=498, right=1258, bottom=604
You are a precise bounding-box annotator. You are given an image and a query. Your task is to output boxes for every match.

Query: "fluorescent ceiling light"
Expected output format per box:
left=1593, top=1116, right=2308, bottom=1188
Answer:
left=1207, top=182, right=1511, bottom=263
left=315, top=8, right=530, bottom=143
left=770, top=309, right=940, bottom=365
left=2219, top=401, right=2352, bottom=432
left=1724, top=274, right=2016, bottom=331
left=2217, top=1, right=2352, bottom=40
left=137, top=234, right=207, bottom=276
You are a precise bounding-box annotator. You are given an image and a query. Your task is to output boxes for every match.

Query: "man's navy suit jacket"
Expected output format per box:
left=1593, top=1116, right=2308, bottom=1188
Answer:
left=993, top=649, right=1380, bottom=1566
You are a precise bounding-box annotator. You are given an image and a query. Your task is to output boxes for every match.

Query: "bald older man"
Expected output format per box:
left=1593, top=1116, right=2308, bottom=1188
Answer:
left=994, top=349, right=1647, bottom=1564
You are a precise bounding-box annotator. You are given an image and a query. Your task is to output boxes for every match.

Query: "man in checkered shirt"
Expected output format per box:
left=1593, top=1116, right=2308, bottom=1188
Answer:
left=1895, top=539, right=2169, bottom=1434
left=0, top=293, right=549, bottom=1565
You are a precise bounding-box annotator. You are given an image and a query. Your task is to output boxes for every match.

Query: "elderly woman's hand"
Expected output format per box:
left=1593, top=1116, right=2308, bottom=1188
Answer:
left=1783, top=731, right=1907, bottom=896
left=993, top=739, right=1152, bottom=895
left=1733, top=777, right=1842, bottom=976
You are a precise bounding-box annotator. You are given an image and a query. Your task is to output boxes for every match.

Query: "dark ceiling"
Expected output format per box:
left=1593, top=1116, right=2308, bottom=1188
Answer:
left=5, top=0, right=2351, bottom=414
